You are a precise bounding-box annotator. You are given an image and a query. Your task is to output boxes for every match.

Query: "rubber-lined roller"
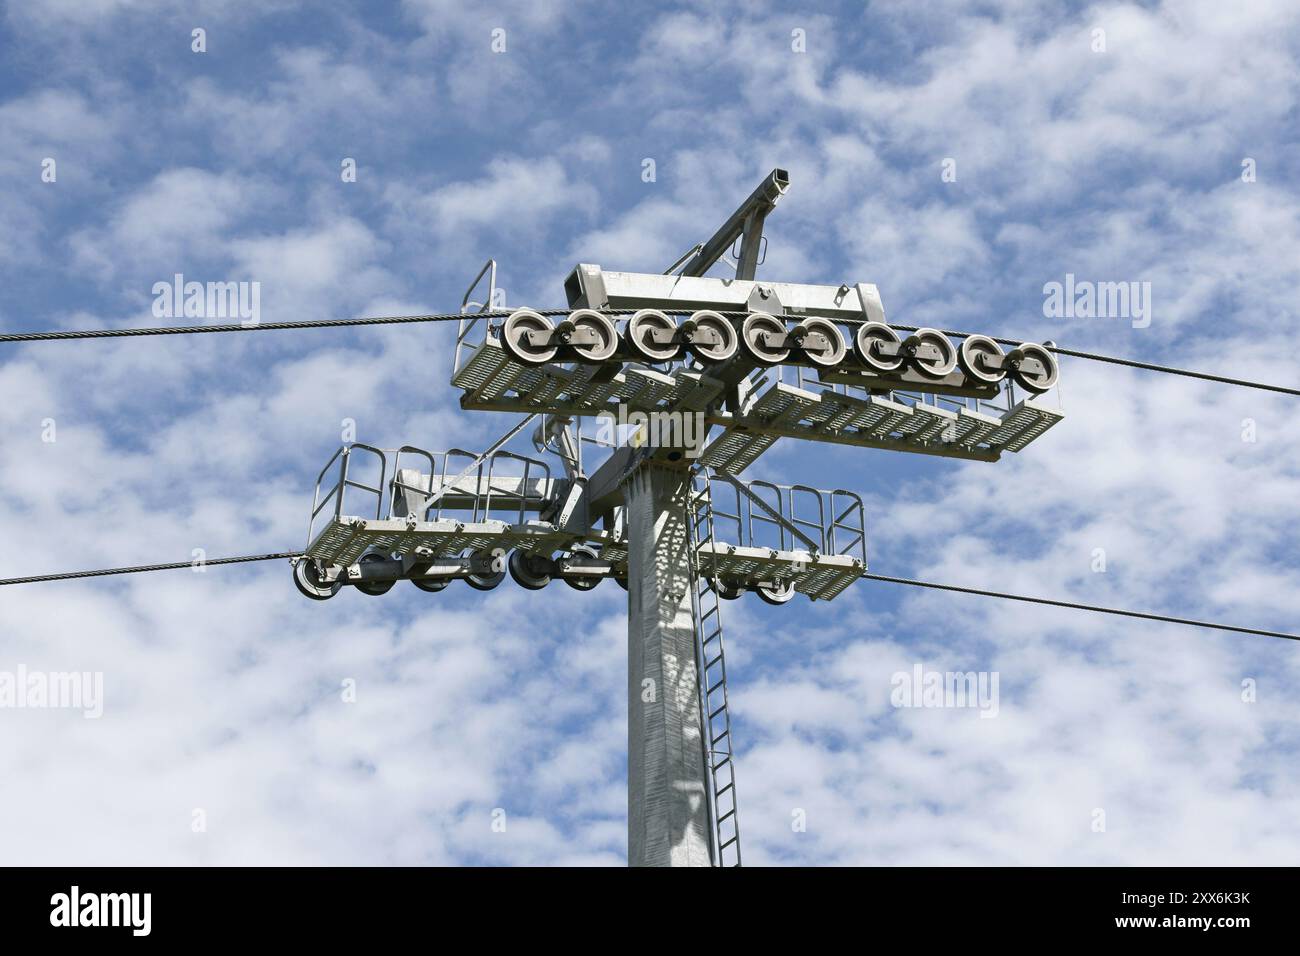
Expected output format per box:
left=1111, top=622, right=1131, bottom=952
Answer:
left=501, top=308, right=619, bottom=366
left=681, top=310, right=738, bottom=364
left=623, top=309, right=682, bottom=363
left=796, top=317, right=847, bottom=368
left=739, top=311, right=790, bottom=365
left=1006, top=342, right=1059, bottom=393
left=501, top=308, right=559, bottom=366
left=556, top=309, right=618, bottom=363
left=958, top=334, right=1007, bottom=385
left=853, top=322, right=906, bottom=373
left=901, top=328, right=958, bottom=378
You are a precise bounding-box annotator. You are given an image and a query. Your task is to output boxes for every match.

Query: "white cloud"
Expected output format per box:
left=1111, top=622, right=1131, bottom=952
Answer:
left=68, top=168, right=273, bottom=281
left=2, top=0, right=1299, bottom=868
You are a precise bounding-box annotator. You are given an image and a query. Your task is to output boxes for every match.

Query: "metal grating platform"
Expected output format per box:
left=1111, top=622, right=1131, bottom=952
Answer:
left=696, top=542, right=863, bottom=601
left=698, top=428, right=779, bottom=473
left=453, top=339, right=724, bottom=416
left=994, top=400, right=1065, bottom=452
left=717, top=382, right=1063, bottom=462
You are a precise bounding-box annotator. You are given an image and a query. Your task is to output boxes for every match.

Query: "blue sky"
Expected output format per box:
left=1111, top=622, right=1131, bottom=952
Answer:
left=0, top=0, right=1298, bottom=865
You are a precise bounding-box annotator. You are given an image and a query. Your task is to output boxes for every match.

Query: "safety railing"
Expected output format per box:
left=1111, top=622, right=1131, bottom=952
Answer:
left=483, top=450, right=551, bottom=525
left=404, top=446, right=552, bottom=524
left=453, top=258, right=500, bottom=378
left=828, top=490, right=866, bottom=559
left=389, top=445, right=439, bottom=518
left=309, top=443, right=554, bottom=547
left=306, top=443, right=388, bottom=551
left=697, top=469, right=866, bottom=564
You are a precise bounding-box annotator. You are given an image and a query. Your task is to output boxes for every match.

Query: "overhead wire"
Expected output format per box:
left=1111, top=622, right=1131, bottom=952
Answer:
left=0, top=552, right=299, bottom=586
left=2, top=308, right=1293, bottom=395
left=1, top=551, right=1294, bottom=643
left=860, top=572, right=1299, bottom=642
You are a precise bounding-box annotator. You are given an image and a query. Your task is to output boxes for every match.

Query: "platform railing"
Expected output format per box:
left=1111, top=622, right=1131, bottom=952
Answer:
left=828, top=491, right=867, bottom=561
left=453, top=258, right=499, bottom=379
left=699, top=470, right=863, bottom=562
left=306, top=443, right=388, bottom=551
left=309, top=443, right=554, bottom=550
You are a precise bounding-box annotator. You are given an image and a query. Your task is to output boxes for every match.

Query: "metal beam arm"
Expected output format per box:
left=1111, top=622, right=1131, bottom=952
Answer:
left=679, top=168, right=789, bottom=280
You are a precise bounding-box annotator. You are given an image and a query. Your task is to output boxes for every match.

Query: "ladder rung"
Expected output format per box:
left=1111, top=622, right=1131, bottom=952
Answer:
left=689, top=536, right=742, bottom=871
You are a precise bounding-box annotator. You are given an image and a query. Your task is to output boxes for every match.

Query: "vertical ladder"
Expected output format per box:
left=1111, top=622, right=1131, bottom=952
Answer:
left=688, top=474, right=742, bottom=867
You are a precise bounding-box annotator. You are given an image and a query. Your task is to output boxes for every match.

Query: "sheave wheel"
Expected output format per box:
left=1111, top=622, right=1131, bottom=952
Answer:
left=854, top=322, right=905, bottom=373
left=294, top=559, right=341, bottom=601
left=563, top=544, right=602, bottom=592
left=563, top=309, right=619, bottom=363
left=716, top=579, right=745, bottom=601
left=958, top=334, right=1007, bottom=385
left=905, top=328, right=958, bottom=378
left=501, top=309, right=558, bottom=366
left=411, top=574, right=451, bottom=593
left=797, top=318, right=847, bottom=368
left=756, top=579, right=797, bottom=605
left=739, top=312, right=790, bottom=365
left=1007, top=342, right=1059, bottom=393
left=684, top=311, right=739, bottom=364
left=625, top=310, right=682, bottom=363
left=508, top=549, right=552, bottom=591
left=465, top=549, right=507, bottom=591
left=355, top=553, right=396, bottom=596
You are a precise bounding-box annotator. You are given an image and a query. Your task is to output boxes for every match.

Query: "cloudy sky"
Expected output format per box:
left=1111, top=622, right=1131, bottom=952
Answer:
left=1, top=0, right=1298, bottom=866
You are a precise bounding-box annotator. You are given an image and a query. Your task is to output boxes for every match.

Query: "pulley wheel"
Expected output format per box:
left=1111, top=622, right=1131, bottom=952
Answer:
left=905, top=328, right=958, bottom=378
left=958, top=334, right=1007, bottom=386
left=293, top=559, right=341, bottom=601
left=1008, top=342, right=1059, bottom=393
left=853, top=322, right=905, bottom=373
left=508, top=549, right=552, bottom=591
left=355, top=552, right=396, bottom=596
left=564, top=309, right=619, bottom=364
left=797, top=317, right=847, bottom=368
left=625, top=310, right=682, bottom=363
left=411, top=574, right=451, bottom=593
left=501, top=309, right=558, bottom=366
left=465, top=549, right=507, bottom=591
left=716, top=579, right=745, bottom=601
left=739, top=312, right=790, bottom=365
left=684, top=311, right=739, bottom=364
left=755, top=579, right=796, bottom=606
left=563, top=544, right=602, bottom=592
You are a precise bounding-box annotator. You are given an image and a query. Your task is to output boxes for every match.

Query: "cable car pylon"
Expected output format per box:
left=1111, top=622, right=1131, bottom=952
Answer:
left=292, top=170, right=1064, bottom=866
